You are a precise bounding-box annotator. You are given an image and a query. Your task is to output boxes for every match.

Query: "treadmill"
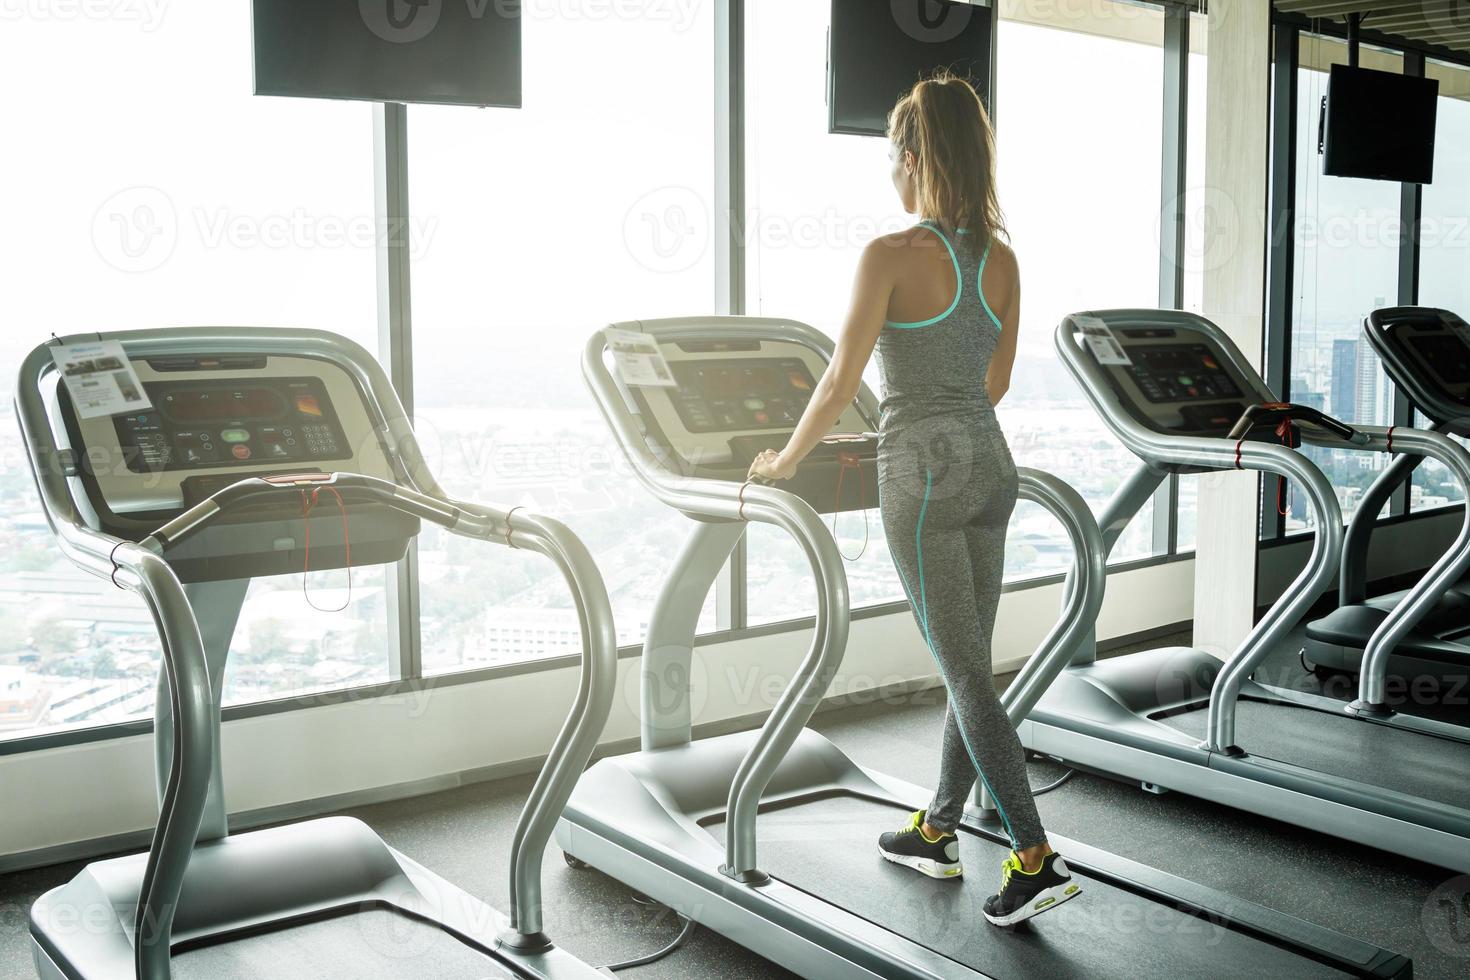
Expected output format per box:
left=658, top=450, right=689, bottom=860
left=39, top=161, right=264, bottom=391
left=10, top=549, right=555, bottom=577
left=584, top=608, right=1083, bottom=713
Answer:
left=1014, top=308, right=1470, bottom=878
left=16, top=328, right=618, bottom=980
left=556, top=315, right=1411, bottom=979
left=1305, top=307, right=1470, bottom=688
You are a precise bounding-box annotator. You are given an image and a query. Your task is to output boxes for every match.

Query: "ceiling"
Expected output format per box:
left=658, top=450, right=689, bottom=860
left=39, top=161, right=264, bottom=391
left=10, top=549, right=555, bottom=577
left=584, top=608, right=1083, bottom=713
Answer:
left=1274, top=0, right=1470, bottom=60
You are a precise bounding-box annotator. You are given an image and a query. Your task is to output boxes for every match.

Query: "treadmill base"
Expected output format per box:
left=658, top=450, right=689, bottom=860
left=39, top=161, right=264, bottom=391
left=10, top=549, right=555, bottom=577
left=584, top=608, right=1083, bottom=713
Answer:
left=29, top=816, right=603, bottom=980
left=556, top=726, right=1410, bottom=979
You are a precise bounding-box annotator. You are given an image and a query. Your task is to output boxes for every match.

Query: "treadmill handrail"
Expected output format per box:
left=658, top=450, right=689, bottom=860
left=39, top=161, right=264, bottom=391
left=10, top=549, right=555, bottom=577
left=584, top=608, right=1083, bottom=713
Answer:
left=999, top=470, right=1107, bottom=724
left=1363, top=306, right=1470, bottom=434
left=16, top=347, right=215, bottom=980
left=1332, top=425, right=1470, bottom=708
left=1055, top=312, right=1346, bottom=752
left=14, top=329, right=619, bottom=964
left=583, top=318, right=857, bottom=878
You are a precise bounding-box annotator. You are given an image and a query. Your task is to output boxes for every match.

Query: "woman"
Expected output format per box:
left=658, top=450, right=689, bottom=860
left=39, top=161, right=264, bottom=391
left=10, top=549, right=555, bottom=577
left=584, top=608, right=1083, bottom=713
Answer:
left=746, top=73, right=1080, bottom=927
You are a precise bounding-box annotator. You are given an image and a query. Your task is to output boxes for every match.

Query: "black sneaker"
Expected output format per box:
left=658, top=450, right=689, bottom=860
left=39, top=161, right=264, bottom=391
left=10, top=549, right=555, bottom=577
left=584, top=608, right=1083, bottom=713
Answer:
left=877, top=810, right=963, bottom=880
left=983, top=851, right=1082, bottom=926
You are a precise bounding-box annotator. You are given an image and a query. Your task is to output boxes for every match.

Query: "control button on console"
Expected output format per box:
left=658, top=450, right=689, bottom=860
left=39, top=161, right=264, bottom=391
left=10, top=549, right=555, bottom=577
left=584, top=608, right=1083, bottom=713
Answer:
left=231, top=445, right=252, bottom=460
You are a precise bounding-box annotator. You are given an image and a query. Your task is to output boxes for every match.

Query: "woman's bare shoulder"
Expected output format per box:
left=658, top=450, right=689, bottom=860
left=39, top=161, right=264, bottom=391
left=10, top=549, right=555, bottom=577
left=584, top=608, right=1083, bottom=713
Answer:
left=986, top=237, right=1018, bottom=275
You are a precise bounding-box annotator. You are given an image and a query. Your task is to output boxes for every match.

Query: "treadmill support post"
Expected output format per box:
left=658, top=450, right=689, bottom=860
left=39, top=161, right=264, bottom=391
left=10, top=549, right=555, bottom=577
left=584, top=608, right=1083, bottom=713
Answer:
left=643, top=521, right=747, bottom=751
left=1340, top=443, right=1432, bottom=606
left=154, top=579, right=247, bottom=843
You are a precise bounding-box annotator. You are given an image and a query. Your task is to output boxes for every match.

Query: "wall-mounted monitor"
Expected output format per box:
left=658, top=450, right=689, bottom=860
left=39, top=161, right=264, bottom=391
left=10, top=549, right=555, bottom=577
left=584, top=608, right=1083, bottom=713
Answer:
left=252, top=0, right=522, bottom=107
left=1322, top=64, right=1437, bottom=184
left=828, top=0, right=993, bottom=137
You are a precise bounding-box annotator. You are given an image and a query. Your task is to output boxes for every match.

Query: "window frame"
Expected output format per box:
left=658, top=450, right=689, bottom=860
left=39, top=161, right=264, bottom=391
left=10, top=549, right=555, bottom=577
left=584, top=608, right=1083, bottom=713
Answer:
left=1265, top=14, right=1470, bottom=541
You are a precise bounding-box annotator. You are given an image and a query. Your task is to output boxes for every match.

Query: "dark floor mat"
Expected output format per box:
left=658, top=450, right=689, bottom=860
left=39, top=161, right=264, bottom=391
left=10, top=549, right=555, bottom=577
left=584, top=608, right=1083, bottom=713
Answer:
left=705, top=795, right=1349, bottom=980
left=1162, top=698, right=1470, bottom=808
left=1258, top=635, right=1470, bottom=726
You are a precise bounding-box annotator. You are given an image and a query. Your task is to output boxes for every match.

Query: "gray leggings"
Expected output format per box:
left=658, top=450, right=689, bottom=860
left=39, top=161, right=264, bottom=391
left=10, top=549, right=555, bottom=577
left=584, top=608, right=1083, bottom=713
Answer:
left=878, top=439, right=1047, bottom=852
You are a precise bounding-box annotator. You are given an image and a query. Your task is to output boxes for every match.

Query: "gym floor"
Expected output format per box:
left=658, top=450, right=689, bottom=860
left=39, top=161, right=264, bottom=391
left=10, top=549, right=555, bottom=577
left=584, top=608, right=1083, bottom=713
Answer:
left=1, top=630, right=1464, bottom=979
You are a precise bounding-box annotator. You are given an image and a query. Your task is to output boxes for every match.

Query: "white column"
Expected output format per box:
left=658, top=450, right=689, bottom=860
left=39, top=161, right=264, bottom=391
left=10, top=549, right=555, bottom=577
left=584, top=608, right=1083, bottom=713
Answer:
left=1195, top=0, right=1272, bottom=658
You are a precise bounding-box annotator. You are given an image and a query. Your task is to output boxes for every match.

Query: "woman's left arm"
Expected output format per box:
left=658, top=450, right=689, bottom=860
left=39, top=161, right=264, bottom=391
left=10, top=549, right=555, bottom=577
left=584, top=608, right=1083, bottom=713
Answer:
left=749, top=241, right=894, bottom=481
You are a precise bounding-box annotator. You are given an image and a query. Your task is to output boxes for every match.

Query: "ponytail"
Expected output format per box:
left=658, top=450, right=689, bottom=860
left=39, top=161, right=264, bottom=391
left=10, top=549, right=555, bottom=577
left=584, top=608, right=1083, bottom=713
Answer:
left=887, top=72, right=1005, bottom=245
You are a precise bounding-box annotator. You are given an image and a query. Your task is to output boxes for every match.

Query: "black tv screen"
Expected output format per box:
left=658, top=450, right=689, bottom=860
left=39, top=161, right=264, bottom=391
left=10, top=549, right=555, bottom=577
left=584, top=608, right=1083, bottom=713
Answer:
left=829, top=0, right=993, bottom=137
left=1323, top=64, right=1437, bottom=183
left=252, top=0, right=522, bottom=107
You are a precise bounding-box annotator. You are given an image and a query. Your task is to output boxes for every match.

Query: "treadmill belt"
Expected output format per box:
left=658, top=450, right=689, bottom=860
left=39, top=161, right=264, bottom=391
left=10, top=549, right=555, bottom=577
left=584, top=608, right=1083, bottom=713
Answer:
left=707, top=796, right=1349, bottom=979
left=172, top=909, right=515, bottom=980
left=1162, top=699, right=1470, bottom=809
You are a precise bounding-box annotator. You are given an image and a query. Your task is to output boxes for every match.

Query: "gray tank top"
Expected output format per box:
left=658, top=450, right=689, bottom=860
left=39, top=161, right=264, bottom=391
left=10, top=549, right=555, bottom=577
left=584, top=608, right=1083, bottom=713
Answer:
left=874, top=221, right=1006, bottom=462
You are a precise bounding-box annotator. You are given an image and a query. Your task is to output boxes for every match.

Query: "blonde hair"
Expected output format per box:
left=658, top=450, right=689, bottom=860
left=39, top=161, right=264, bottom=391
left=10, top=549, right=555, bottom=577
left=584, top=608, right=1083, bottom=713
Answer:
left=887, top=72, right=1005, bottom=245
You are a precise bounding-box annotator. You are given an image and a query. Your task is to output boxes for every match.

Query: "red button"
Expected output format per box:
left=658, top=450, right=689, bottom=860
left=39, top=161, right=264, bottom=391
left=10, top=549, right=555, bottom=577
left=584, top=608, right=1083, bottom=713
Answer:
left=753, top=411, right=769, bottom=424
left=232, top=445, right=252, bottom=460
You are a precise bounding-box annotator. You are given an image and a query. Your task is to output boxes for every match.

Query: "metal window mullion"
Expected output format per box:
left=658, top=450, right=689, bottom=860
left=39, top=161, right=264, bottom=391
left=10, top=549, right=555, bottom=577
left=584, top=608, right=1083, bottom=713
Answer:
left=374, top=101, right=423, bottom=680
left=1264, top=25, right=1299, bottom=541
left=1392, top=50, right=1426, bottom=518
left=1154, top=4, right=1188, bottom=557
left=716, top=0, right=748, bottom=630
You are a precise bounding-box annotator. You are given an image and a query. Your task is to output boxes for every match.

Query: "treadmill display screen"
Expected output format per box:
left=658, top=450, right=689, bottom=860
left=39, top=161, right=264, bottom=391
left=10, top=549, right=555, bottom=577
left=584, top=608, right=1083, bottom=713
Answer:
left=1406, top=333, right=1470, bottom=392
left=1126, top=345, right=1243, bottom=403
left=667, top=358, right=818, bottom=433
left=112, top=378, right=350, bottom=472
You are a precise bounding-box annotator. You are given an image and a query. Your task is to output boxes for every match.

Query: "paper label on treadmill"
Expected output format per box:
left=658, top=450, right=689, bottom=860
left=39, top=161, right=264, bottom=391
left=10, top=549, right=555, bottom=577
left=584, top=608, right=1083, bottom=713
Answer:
left=50, top=340, right=153, bottom=419
left=606, top=327, right=678, bottom=387
left=1075, top=316, right=1132, bottom=366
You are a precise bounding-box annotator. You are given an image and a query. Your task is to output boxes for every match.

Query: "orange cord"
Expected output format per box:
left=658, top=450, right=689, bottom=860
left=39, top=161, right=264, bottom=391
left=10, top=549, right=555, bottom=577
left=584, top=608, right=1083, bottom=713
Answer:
left=299, top=486, right=352, bottom=613
left=830, top=452, right=870, bottom=561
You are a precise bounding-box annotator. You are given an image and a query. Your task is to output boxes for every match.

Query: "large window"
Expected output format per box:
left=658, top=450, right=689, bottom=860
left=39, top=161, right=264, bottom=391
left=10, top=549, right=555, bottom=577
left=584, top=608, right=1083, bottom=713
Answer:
left=743, top=0, right=1170, bottom=626
left=1412, top=59, right=1470, bottom=511
left=0, top=0, right=1213, bottom=742
left=992, top=4, right=1166, bottom=568
left=1285, top=36, right=1403, bottom=531
left=0, top=7, right=390, bottom=740
left=742, top=0, right=909, bottom=623
left=408, top=6, right=719, bottom=665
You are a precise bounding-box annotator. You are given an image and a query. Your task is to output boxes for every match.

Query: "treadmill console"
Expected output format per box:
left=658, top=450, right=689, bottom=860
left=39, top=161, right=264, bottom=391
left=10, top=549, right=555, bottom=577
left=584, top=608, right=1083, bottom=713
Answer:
left=1070, top=315, right=1275, bottom=437
left=666, top=357, right=819, bottom=433
left=57, top=346, right=412, bottom=582
left=1365, top=308, right=1470, bottom=422
left=114, top=377, right=350, bottom=473
left=624, top=332, right=878, bottom=513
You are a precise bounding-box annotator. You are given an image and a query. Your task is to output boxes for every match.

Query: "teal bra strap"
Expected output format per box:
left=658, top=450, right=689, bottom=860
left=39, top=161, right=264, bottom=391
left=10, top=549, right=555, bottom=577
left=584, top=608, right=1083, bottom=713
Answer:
left=977, top=240, right=1002, bottom=332
left=884, top=221, right=963, bottom=330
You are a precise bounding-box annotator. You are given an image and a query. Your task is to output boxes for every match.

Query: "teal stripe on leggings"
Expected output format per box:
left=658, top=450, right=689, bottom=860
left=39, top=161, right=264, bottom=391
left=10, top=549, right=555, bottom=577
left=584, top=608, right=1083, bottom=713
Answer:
left=906, top=468, right=1019, bottom=848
